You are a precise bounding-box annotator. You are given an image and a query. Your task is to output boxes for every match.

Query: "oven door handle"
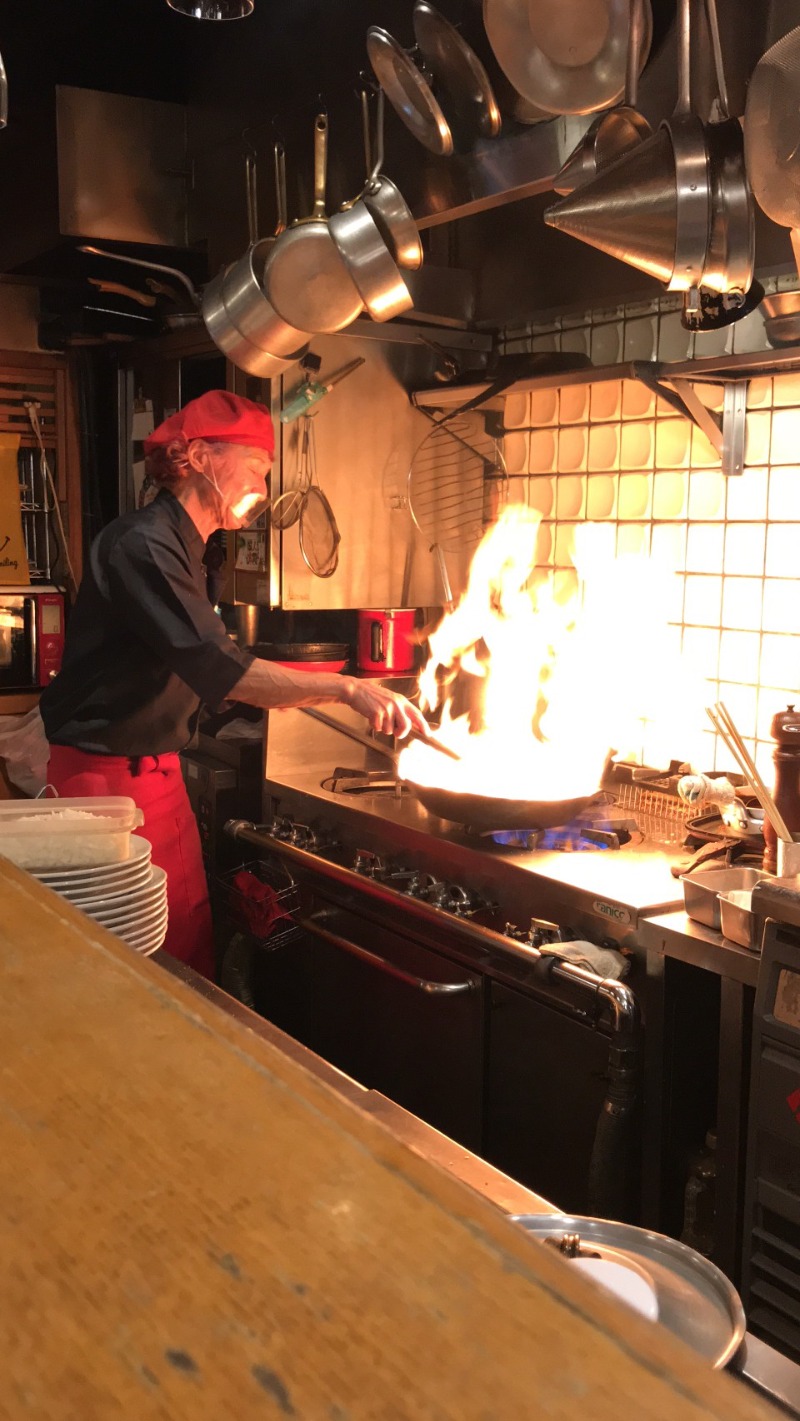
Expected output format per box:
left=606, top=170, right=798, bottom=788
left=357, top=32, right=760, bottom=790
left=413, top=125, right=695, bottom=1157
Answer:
left=302, top=912, right=475, bottom=996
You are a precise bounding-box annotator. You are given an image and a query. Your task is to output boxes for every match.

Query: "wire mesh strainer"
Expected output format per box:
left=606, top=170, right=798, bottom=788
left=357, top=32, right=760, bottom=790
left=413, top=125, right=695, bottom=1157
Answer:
left=407, top=411, right=508, bottom=553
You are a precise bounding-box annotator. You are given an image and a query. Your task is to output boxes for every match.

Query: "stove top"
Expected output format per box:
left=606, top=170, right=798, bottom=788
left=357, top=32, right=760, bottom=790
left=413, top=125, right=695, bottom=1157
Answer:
left=261, top=709, right=688, bottom=943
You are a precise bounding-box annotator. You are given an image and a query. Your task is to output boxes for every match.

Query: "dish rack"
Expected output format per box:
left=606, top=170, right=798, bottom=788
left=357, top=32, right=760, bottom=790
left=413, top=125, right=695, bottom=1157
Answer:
left=216, top=857, right=301, bottom=949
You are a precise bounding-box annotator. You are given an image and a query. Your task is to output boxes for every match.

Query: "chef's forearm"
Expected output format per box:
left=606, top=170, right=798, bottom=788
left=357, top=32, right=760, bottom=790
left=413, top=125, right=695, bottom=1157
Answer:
left=228, top=658, right=355, bottom=710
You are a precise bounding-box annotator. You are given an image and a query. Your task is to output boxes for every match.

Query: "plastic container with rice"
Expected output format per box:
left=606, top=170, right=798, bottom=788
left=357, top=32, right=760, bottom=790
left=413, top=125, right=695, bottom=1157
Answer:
left=0, top=798, right=144, bottom=871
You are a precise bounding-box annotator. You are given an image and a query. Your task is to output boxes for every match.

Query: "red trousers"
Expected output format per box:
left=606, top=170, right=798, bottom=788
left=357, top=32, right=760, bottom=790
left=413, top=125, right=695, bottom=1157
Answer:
left=46, top=744, right=215, bottom=979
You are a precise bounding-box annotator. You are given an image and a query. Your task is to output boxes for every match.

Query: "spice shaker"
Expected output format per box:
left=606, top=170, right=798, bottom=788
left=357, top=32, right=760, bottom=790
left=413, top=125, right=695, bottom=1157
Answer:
left=764, top=704, right=800, bottom=873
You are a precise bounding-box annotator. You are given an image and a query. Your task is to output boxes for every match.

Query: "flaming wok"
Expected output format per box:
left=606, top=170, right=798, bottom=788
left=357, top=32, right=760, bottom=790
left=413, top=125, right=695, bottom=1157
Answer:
left=402, top=779, right=606, bottom=833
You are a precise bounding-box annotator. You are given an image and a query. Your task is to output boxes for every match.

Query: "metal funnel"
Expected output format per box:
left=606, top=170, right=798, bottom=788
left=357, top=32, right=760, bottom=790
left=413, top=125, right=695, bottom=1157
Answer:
left=544, top=125, right=679, bottom=284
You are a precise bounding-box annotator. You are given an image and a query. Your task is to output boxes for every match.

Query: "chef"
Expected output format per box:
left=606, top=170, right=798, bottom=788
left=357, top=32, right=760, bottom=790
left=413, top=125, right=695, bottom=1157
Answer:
left=40, top=390, right=425, bottom=979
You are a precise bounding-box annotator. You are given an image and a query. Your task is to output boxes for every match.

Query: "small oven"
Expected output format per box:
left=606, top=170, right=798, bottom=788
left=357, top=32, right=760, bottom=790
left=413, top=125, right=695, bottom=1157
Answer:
left=0, top=585, right=65, bottom=692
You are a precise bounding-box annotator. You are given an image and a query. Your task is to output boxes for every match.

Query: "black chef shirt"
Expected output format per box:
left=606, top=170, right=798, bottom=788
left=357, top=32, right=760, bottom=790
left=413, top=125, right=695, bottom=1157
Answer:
left=40, top=491, right=253, bottom=755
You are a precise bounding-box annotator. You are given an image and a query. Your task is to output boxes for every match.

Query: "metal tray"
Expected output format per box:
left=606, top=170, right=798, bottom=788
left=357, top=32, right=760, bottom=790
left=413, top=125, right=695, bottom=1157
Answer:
left=510, top=1213, right=745, bottom=1369
left=718, top=890, right=765, bottom=952
left=681, top=866, right=767, bottom=930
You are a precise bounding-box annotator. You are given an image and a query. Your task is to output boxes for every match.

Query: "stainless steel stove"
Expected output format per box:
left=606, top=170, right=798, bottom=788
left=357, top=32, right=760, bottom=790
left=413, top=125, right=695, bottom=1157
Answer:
left=248, top=703, right=689, bottom=949
left=218, top=705, right=714, bottom=1224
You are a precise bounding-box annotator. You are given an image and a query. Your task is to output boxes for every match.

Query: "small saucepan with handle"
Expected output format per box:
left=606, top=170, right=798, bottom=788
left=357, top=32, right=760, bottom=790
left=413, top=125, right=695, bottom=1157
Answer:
left=360, top=89, right=423, bottom=271
left=263, top=114, right=364, bottom=335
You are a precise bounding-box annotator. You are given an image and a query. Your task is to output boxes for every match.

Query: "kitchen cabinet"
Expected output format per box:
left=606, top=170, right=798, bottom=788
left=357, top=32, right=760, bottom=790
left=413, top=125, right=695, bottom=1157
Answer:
left=294, top=886, right=483, bottom=1153
left=485, top=981, right=616, bottom=1216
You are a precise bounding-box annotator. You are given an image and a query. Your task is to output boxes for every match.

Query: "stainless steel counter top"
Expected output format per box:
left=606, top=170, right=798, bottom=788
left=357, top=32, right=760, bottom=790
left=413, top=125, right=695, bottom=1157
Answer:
left=262, top=707, right=684, bottom=938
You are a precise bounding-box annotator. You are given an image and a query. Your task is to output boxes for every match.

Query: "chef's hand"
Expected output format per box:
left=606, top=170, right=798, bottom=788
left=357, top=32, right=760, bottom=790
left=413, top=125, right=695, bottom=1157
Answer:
left=341, top=678, right=429, bottom=739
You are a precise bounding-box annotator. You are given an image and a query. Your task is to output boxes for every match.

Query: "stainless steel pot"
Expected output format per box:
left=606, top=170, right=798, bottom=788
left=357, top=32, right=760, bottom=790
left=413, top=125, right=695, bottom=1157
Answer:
left=201, top=148, right=311, bottom=369
left=361, top=91, right=423, bottom=271
left=328, top=200, right=412, bottom=324
left=263, top=115, right=363, bottom=336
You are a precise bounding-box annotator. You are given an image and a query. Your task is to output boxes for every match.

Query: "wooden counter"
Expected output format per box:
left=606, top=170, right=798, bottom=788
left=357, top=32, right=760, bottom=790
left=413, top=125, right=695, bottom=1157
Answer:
left=0, top=858, right=781, bottom=1421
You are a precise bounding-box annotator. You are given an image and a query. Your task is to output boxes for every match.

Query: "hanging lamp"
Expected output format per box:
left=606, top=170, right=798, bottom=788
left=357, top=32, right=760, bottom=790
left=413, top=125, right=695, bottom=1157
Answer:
left=166, top=0, right=254, bottom=18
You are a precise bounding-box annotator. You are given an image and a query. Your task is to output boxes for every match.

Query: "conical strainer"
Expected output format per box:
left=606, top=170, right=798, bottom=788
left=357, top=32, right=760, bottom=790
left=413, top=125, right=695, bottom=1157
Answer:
left=744, top=25, right=800, bottom=274
left=546, top=0, right=710, bottom=290
left=546, top=126, right=680, bottom=283
left=546, top=0, right=752, bottom=301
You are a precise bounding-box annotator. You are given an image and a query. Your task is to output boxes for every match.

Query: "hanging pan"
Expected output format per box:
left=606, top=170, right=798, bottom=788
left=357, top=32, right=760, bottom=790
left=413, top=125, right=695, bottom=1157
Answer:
left=367, top=26, right=454, bottom=157
left=744, top=24, right=800, bottom=276
left=554, top=0, right=652, bottom=196
left=263, top=114, right=364, bottom=335
left=202, top=145, right=311, bottom=372
left=483, top=0, right=652, bottom=117
left=412, top=1, right=501, bottom=140
left=544, top=0, right=710, bottom=292
left=328, top=98, right=414, bottom=324
left=360, top=89, right=423, bottom=271
left=80, top=147, right=309, bottom=378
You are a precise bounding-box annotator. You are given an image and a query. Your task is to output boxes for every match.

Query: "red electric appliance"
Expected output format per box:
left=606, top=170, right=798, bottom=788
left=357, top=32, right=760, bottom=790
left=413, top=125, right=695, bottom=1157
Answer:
left=356, top=609, right=416, bottom=675
left=0, top=585, right=65, bottom=691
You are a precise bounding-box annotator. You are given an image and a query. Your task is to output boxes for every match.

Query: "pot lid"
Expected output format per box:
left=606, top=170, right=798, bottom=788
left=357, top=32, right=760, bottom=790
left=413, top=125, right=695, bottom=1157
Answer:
left=510, top=1213, right=745, bottom=1368
left=254, top=641, right=350, bottom=661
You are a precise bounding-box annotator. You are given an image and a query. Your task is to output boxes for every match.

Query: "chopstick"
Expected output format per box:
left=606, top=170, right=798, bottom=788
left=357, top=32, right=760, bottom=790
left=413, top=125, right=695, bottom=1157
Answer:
left=705, top=702, right=792, bottom=842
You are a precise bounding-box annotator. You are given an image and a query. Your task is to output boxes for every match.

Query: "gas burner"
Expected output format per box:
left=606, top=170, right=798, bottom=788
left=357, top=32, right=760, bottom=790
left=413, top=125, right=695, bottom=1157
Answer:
left=486, top=807, right=635, bottom=853
left=324, top=766, right=403, bottom=797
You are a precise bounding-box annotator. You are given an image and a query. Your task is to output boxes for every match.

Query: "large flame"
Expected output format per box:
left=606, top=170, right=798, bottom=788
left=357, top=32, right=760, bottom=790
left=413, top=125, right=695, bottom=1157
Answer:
left=399, top=505, right=707, bottom=800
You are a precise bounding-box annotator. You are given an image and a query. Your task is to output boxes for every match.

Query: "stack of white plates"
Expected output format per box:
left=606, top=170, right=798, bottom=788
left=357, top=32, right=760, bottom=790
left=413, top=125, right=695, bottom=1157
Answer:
left=33, top=835, right=168, bottom=956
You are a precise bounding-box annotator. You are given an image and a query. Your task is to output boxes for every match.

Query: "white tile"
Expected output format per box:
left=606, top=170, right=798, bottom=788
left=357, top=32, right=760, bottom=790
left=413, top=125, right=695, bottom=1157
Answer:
left=771, top=408, right=800, bottom=463
left=684, top=574, right=722, bottom=626
left=768, top=467, right=800, bottom=520
left=731, top=307, right=768, bottom=355
left=623, top=316, right=657, bottom=361
left=722, top=577, right=763, bottom=632
left=766, top=523, right=800, bottom=577
left=726, top=466, right=767, bottom=521
left=591, top=323, right=622, bottom=365
left=686, top=522, right=725, bottom=573
left=719, top=629, right=762, bottom=684
left=759, top=634, right=800, bottom=692
left=762, top=580, right=800, bottom=635
left=724, top=522, right=766, bottom=575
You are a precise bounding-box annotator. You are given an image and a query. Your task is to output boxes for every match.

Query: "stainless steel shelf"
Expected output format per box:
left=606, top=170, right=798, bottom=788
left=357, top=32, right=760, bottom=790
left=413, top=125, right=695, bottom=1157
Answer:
left=411, top=346, right=800, bottom=411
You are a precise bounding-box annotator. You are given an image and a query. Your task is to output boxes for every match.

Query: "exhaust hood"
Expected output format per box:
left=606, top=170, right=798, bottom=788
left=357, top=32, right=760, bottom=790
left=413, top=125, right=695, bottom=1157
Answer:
left=0, top=86, right=193, bottom=278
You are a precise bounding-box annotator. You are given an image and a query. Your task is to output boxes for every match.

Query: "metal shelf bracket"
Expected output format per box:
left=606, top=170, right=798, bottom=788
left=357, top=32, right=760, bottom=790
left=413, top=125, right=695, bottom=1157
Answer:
left=632, top=361, right=748, bottom=477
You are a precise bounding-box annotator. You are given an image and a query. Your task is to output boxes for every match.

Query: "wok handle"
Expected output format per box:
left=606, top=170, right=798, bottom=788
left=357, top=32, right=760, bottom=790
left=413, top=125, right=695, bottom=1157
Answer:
left=312, top=113, right=328, bottom=221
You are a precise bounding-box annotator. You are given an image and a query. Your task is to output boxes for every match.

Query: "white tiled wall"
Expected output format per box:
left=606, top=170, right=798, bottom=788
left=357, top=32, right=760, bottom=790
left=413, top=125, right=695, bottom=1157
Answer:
left=500, top=294, right=800, bottom=776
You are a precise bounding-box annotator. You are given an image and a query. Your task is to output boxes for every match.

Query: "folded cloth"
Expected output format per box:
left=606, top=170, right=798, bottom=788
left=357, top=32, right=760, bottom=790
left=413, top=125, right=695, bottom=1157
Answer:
left=232, top=869, right=293, bottom=940
left=538, top=940, right=630, bottom=980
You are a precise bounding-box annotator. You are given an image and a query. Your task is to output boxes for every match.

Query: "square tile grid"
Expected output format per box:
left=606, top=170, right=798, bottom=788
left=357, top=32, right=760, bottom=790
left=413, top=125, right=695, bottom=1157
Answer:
left=499, top=296, right=800, bottom=774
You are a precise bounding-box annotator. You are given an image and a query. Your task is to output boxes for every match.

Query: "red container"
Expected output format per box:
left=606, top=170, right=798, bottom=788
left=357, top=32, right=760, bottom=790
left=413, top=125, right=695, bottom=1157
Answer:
left=356, top=609, right=416, bottom=675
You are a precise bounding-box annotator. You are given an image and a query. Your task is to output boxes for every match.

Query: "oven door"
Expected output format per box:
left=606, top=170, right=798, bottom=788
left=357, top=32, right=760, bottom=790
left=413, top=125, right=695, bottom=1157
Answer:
left=300, top=884, right=485, bottom=1152
left=0, top=596, right=35, bottom=690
